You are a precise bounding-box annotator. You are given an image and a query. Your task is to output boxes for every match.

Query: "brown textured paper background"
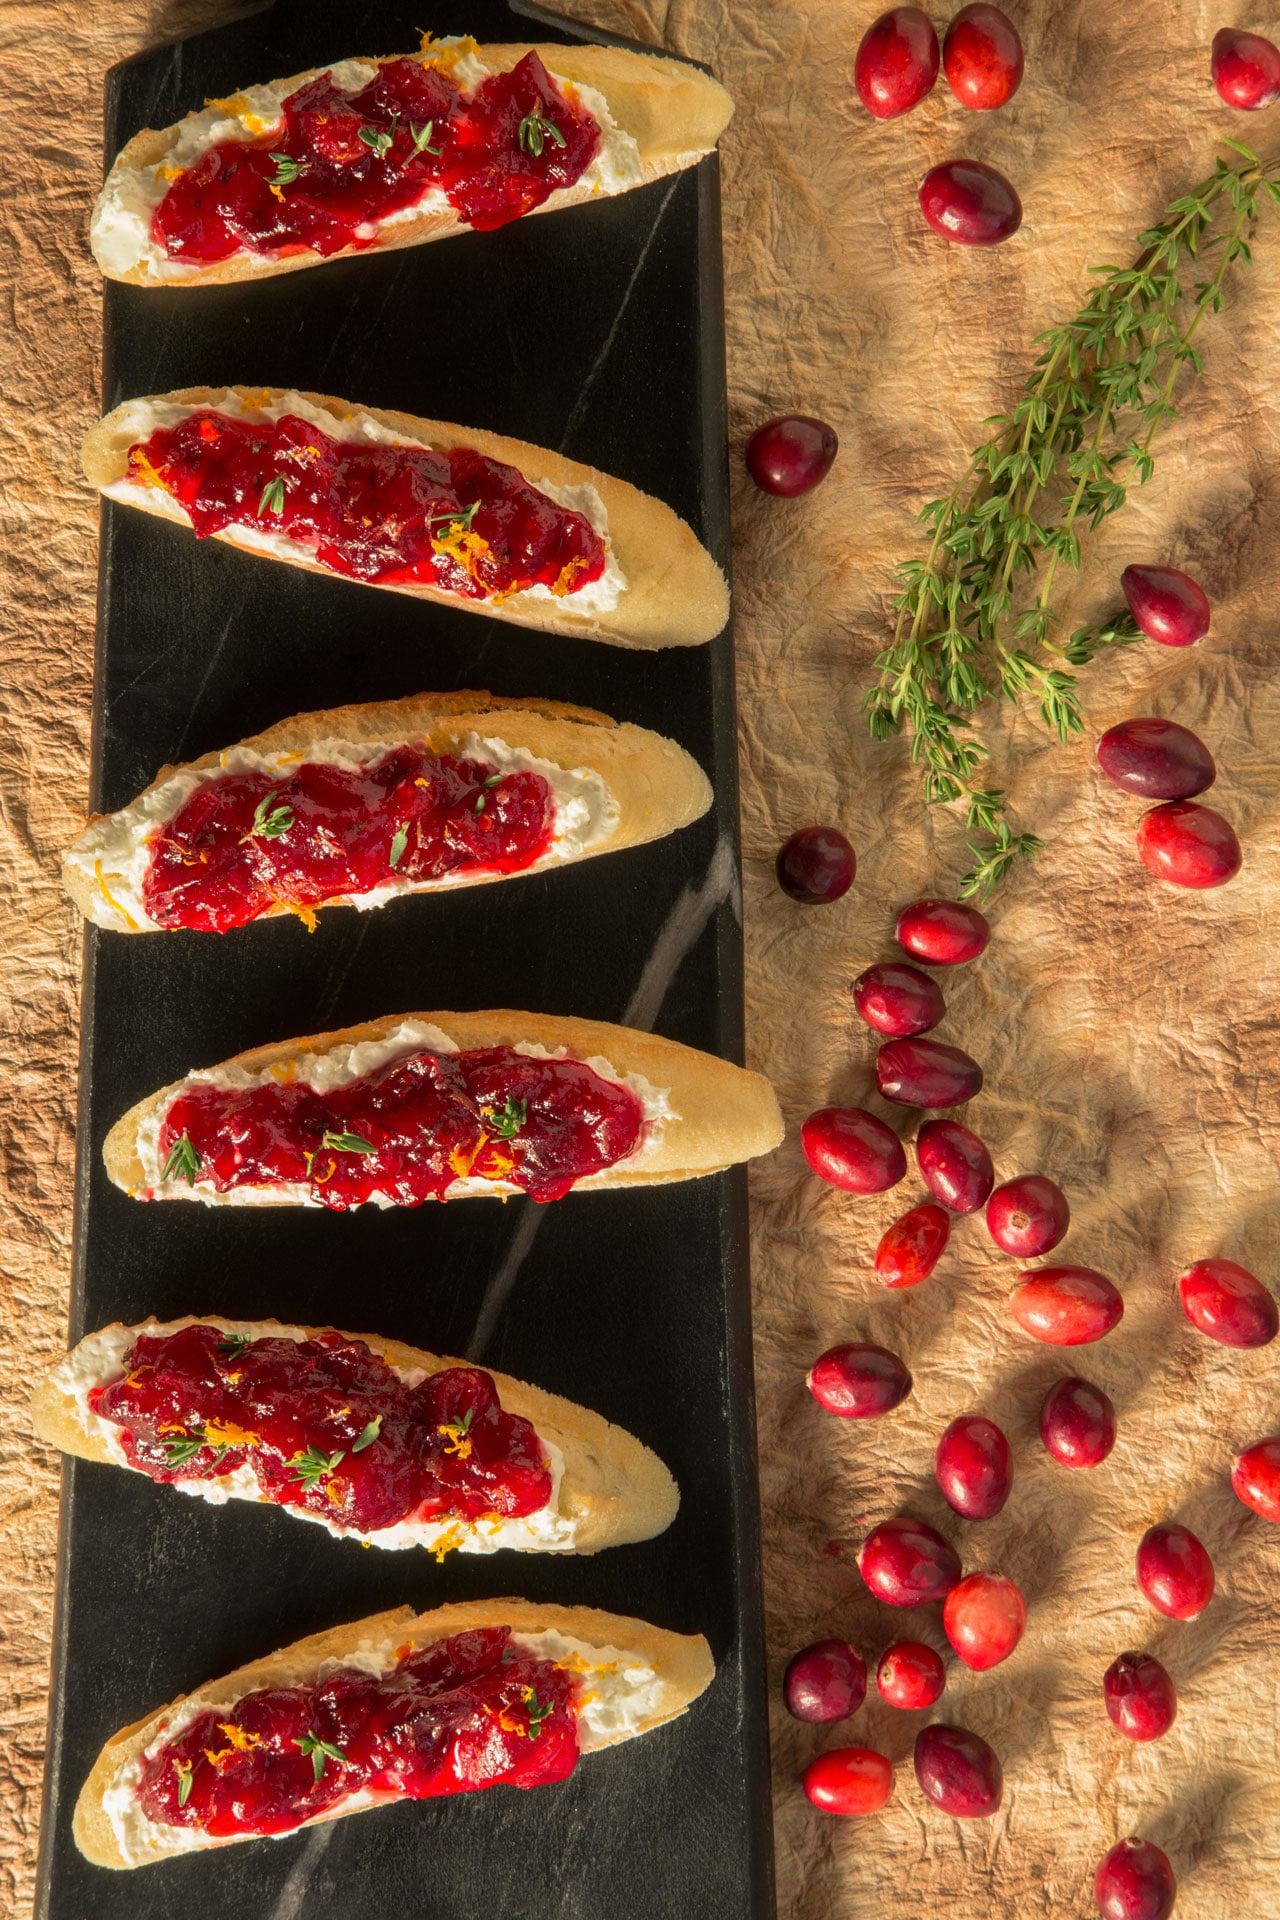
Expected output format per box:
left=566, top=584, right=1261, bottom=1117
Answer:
left=3, top=1, right=1280, bottom=1913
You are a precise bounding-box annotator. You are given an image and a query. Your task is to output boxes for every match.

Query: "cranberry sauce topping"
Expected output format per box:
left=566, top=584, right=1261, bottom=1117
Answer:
left=142, top=745, right=555, bottom=932
left=153, top=51, right=601, bottom=261
left=155, top=1043, right=646, bottom=1207
left=127, top=407, right=607, bottom=599
left=90, top=1325, right=553, bottom=1535
left=137, top=1625, right=579, bottom=1838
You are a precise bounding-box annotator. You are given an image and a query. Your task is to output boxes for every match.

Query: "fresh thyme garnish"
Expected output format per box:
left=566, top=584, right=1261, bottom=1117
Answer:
left=430, top=499, right=481, bottom=539
left=174, top=1757, right=193, bottom=1807
left=268, top=152, right=305, bottom=187
left=410, top=119, right=442, bottom=156
left=473, top=771, right=504, bottom=815
left=352, top=1414, right=382, bottom=1453
left=160, top=1432, right=206, bottom=1469
left=517, top=102, right=567, bottom=159
left=359, top=117, right=397, bottom=157
left=484, top=1094, right=526, bottom=1139
left=321, top=1131, right=375, bottom=1154
left=218, top=1332, right=251, bottom=1360
left=160, top=1131, right=202, bottom=1187
left=244, top=791, right=294, bottom=840
left=257, top=475, right=286, bottom=516
left=289, top=1446, right=346, bottom=1490
left=522, top=1689, right=555, bottom=1739
left=388, top=823, right=409, bottom=868
left=292, top=1730, right=347, bottom=1782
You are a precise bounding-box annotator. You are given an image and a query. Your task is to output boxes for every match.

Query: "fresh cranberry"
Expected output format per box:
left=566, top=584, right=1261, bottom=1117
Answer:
left=876, top=1037, right=983, bottom=1108
left=877, top=1641, right=947, bottom=1710
left=1232, top=1439, right=1280, bottom=1522
left=916, top=1118, right=994, bottom=1212
left=1039, top=1376, right=1117, bottom=1469
left=913, top=1723, right=1002, bottom=1817
left=746, top=415, right=838, bottom=496
left=802, top=1107, right=907, bottom=1193
left=1121, top=563, right=1211, bottom=648
left=1103, top=1652, right=1177, bottom=1743
left=1136, top=1523, right=1214, bottom=1620
left=802, top=1745, right=894, bottom=1815
left=1177, top=1257, right=1277, bottom=1348
left=784, top=1639, right=868, bottom=1722
left=1096, top=719, right=1215, bottom=801
left=853, top=962, right=946, bottom=1037
left=875, top=1203, right=951, bottom=1287
left=896, top=897, right=990, bottom=965
left=776, top=826, right=856, bottom=903
left=986, top=1174, right=1069, bottom=1257
left=1094, top=1838, right=1177, bottom=1920
left=1010, top=1268, right=1124, bottom=1345
left=807, top=1343, right=913, bottom=1417
left=1136, top=801, right=1241, bottom=889
left=943, top=1572, right=1025, bottom=1670
left=934, top=1416, right=1011, bottom=1519
left=943, top=6, right=1024, bottom=109
left=854, top=8, right=940, bottom=118
left=1211, top=27, right=1280, bottom=110
left=858, top=1517, right=961, bottom=1607
left=919, top=160, right=1022, bottom=245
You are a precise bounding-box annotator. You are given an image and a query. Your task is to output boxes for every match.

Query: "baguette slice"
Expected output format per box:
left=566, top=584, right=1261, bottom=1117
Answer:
left=82, top=387, right=729, bottom=649
left=61, top=689, right=712, bottom=933
left=31, top=1313, right=678, bottom=1554
left=103, top=1010, right=784, bottom=1204
left=74, top=1597, right=715, bottom=1868
left=92, top=39, right=734, bottom=289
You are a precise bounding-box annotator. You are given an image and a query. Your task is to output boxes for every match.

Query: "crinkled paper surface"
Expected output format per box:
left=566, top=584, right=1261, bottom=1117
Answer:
left=3, top=1, right=1279, bottom=1914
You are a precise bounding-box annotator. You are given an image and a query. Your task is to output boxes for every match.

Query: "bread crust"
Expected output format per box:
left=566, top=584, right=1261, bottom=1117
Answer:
left=61, top=688, right=712, bottom=931
left=31, top=1312, right=678, bottom=1555
left=92, top=42, right=734, bottom=289
left=102, top=1010, right=783, bottom=1202
left=72, top=1596, right=714, bottom=1868
left=82, top=387, right=730, bottom=649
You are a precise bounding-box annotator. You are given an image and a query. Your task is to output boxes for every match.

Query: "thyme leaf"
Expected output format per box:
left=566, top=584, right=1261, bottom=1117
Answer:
left=289, top=1446, right=345, bottom=1491
left=174, top=1758, right=193, bottom=1807
left=292, top=1730, right=347, bottom=1782
left=218, top=1332, right=251, bottom=1360
left=258, top=475, right=286, bottom=516
left=160, top=1432, right=206, bottom=1469
left=410, top=119, right=442, bottom=156
left=160, top=1131, right=202, bottom=1187
left=517, top=103, right=567, bottom=159
left=388, top=823, right=409, bottom=867
left=484, top=1094, right=526, bottom=1140
left=268, top=152, right=304, bottom=187
left=321, top=1131, right=375, bottom=1154
left=244, top=791, right=294, bottom=841
left=352, top=1414, right=382, bottom=1453
left=358, top=117, right=397, bottom=157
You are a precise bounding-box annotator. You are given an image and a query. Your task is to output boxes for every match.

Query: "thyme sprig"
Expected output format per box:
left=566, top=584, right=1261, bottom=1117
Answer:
left=866, top=141, right=1280, bottom=897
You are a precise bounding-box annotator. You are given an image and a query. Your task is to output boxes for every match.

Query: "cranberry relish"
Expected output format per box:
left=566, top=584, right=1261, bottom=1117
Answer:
left=138, top=1626, right=578, bottom=1838
left=154, top=49, right=602, bottom=257
left=90, top=1325, right=552, bottom=1536
left=155, top=1043, right=647, bottom=1206
left=143, top=745, right=555, bottom=932
left=127, top=407, right=608, bottom=597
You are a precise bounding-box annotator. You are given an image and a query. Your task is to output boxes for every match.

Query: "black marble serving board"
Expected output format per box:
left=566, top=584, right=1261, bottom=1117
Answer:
left=34, top=3, right=773, bottom=1916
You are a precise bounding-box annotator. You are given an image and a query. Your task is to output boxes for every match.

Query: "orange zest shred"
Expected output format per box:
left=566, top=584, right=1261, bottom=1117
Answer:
left=94, top=860, right=140, bottom=931
left=217, top=1722, right=263, bottom=1753
left=429, top=1523, right=466, bottom=1563
left=126, top=448, right=167, bottom=491
left=430, top=523, right=492, bottom=588
left=550, top=557, right=587, bottom=598
left=437, top=1422, right=473, bottom=1460
left=202, top=1417, right=260, bottom=1449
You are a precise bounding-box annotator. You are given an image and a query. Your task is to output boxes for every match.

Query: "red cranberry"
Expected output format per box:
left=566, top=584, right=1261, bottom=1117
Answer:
left=1040, top=1376, right=1117, bottom=1469
left=896, top=897, right=990, bottom=965
left=877, top=1641, right=947, bottom=1710
left=807, top=1343, right=913, bottom=1418
left=802, top=1107, right=907, bottom=1194
left=1096, top=719, right=1215, bottom=801
left=916, top=1118, right=994, bottom=1213
left=935, top=1415, right=1011, bottom=1519
left=1103, top=1652, right=1177, bottom=1743
left=986, top=1174, right=1069, bottom=1258
left=919, top=159, right=1022, bottom=246
left=802, top=1745, right=894, bottom=1815
left=913, top=1723, right=1002, bottom=1817
left=776, top=826, right=856, bottom=903
left=1094, top=1838, right=1177, bottom=1920
left=1136, top=1523, right=1214, bottom=1620
left=875, top=1203, right=951, bottom=1288
left=858, top=1517, right=962, bottom=1608
left=1010, top=1268, right=1124, bottom=1346
left=1121, top=563, right=1211, bottom=648
left=1232, top=1439, right=1280, bottom=1522
left=943, top=1572, right=1025, bottom=1670
left=1212, top=27, right=1280, bottom=110
left=1177, top=1257, right=1277, bottom=1349
left=1136, top=801, right=1241, bottom=889
left=943, top=5, right=1024, bottom=109
left=876, top=1037, right=983, bottom=1108
left=853, top=962, right=946, bottom=1037
left=854, top=7, right=940, bottom=118
left=746, top=415, right=838, bottom=497
left=784, top=1639, right=868, bottom=1722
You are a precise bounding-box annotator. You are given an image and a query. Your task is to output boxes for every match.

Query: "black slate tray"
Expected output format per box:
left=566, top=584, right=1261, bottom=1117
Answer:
left=35, top=4, right=773, bottom=1916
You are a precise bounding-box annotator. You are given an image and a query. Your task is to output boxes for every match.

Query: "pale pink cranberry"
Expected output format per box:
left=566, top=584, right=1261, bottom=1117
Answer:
left=802, top=1745, right=894, bottom=1814
left=1177, top=1258, right=1277, bottom=1349
left=1136, top=1523, right=1214, bottom=1620
left=858, top=1517, right=961, bottom=1608
left=1232, top=1438, right=1280, bottom=1522
left=877, top=1641, right=947, bottom=1710
left=784, top=1639, right=867, bottom=1723
left=1094, top=1838, right=1177, bottom=1920
left=1103, top=1652, right=1177, bottom=1743
left=934, top=1416, right=1011, bottom=1519
left=913, top=1723, right=1002, bottom=1817
left=986, top=1174, right=1069, bottom=1257
left=1010, top=1268, right=1124, bottom=1345
left=943, top=1573, right=1025, bottom=1670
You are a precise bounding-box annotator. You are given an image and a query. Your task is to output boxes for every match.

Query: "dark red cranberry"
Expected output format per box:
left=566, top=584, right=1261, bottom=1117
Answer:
left=746, top=415, right=838, bottom=497
left=784, top=1639, right=868, bottom=1722
left=943, top=5, right=1024, bottom=109
left=802, top=1745, right=894, bottom=1814
left=876, top=1038, right=983, bottom=1108
left=1136, top=801, right=1241, bottom=889
left=1212, top=27, right=1280, bottom=110
left=854, top=8, right=940, bottom=118
left=853, top=962, right=946, bottom=1037
left=877, top=1641, right=947, bottom=1710
left=1177, top=1258, right=1277, bottom=1349
left=986, top=1174, right=1069, bottom=1257
left=943, top=1572, right=1025, bottom=1670
left=807, top=1343, right=913, bottom=1418
left=858, top=1517, right=962, bottom=1608
left=1094, top=1838, right=1177, bottom=1920
left=935, top=1415, right=1011, bottom=1519
left=1121, top=563, right=1211, bottom=648
left=916, top=1118, right=995, bottom=1213
left=1010, top=1268, right=1124, bottom=1345
left=1040, top=1376, right=1117, bottom=1469
left=1136, top=1523, right=1214, bottom=1620
left=919, top=159, right=1022, bottom=245
left=875, top=1203, right=951, bottom=1287
left=802, top=1107, right=907, bottom=1193
left=1232, top=1439, right=1280, bottom=1522
left=776, top=826, right=856, bottom=903
left=1096, top=718, right=1215, bottom=801
left=913, top=1723, right=1002, bottom=1817
left=895, top=898, right=990, bottom=965
left=1103, top=1652, right=1177, bottom=1743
